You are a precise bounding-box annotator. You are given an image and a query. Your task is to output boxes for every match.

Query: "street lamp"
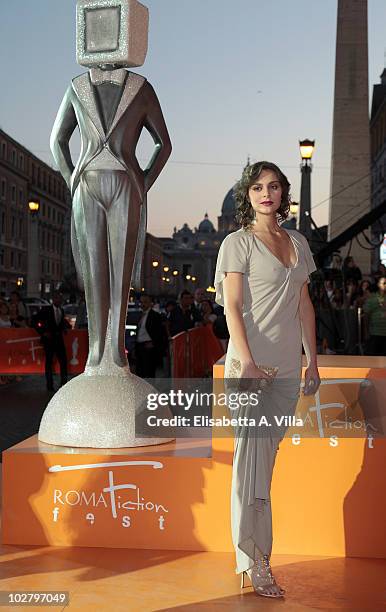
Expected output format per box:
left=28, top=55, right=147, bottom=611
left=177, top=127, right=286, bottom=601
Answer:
left=152, top=260, right=159, bottom=268
left=299, top=139, right=314, bottom=241
left=28, top=199, right=40, bottom=216
left=163, top=266, right=169, bottom=272
left=299, top=140, right=314, bottom=161
left=172, top=270, right=178, bottom=276
left=27, top=197, right=41, bottom=297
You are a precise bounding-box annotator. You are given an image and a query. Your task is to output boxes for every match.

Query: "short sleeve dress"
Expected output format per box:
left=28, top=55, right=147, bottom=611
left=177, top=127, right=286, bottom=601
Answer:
left=214, top=227, right=317, bottom=573
left=214, top=227, right=316, bottom=379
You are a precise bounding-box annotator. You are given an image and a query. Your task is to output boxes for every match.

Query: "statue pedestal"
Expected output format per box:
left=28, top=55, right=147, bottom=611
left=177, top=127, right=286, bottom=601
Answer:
left=39, top=327, right=174, bottom=448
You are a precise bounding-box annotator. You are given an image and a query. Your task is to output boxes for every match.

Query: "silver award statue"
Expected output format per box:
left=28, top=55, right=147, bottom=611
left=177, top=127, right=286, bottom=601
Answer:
left=39, top=0, right=173, bottom=448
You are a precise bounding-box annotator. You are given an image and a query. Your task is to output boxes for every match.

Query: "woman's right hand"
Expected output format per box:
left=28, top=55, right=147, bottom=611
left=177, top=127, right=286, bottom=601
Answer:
left=239, top=361, right=273, bottom=392
left=240, top=361, right=272, bottom=380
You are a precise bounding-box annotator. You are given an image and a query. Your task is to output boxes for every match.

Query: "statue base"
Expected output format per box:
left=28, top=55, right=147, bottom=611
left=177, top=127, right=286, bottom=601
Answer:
left=38, top=362, right=174, bottom=448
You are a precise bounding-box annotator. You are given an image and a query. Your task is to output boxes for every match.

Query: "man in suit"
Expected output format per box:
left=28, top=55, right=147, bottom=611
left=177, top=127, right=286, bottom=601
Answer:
left=50, top=0, right=171, bottom=372
left=135, top=294, right=167, bottom=378
left=33, top=292, right=71, bottom=391
left=168, top=290, right=203, bottom=337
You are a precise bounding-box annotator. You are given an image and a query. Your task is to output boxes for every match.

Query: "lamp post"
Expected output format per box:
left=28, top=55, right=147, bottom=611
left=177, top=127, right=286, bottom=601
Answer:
left=27, top=198, right=40, bottom=298
left=299, top=139, right=314, bottom=241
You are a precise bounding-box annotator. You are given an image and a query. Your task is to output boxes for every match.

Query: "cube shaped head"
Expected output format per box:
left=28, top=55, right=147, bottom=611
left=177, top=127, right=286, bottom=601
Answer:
left=76, top=0, right=148, bottom=68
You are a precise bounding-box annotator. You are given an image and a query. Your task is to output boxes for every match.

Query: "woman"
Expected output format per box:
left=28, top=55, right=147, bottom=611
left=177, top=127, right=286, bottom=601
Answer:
left=356, top=279, right=371, bottom=308
left=201, top=299, right=217, bottom=324
left=214, top=161, right=320, bottom=598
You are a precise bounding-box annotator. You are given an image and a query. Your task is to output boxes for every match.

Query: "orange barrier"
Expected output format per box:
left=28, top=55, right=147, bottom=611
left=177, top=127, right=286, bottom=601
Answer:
left=0, top=328, right=88, bottom=374
left=169, top=331, right=187, bottom=378
left=170, top=324, right=224, bottom=378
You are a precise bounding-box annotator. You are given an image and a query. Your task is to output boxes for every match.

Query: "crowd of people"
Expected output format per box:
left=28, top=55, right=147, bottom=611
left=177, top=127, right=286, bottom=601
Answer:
left=133, top=288, right=227, bottom=378
left=310, top=256, right=386, bottom=355
left=0, top=258, right=385, bottom=389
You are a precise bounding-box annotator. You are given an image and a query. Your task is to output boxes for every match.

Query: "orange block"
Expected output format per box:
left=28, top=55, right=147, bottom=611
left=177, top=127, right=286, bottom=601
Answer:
left=2, top=355, right=386, bottom=558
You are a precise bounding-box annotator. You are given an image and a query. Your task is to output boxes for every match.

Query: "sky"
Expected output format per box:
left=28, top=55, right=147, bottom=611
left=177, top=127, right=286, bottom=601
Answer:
left=1, top=0, right=386, bottom=236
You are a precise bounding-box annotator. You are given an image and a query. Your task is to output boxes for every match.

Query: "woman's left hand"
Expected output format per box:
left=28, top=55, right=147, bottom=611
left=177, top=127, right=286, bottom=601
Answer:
left=303, top=364, right=321, bottom=396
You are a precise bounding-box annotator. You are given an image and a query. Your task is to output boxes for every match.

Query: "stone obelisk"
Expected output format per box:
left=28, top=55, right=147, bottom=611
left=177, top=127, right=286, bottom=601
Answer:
left=329, top=0, right=370, bottom=271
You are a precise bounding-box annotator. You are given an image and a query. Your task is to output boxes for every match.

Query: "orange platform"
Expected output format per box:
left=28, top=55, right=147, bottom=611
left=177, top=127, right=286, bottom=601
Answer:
left=2, top=355, right=386, bottom=559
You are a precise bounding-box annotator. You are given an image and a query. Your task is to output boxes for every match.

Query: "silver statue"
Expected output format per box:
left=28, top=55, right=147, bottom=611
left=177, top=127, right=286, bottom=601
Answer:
left=38, top=0, right=173, bottom=448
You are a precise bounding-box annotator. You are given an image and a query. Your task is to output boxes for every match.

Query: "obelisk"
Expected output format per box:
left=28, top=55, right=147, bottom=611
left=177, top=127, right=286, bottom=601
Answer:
left=329, top=0, right=370, bottom=272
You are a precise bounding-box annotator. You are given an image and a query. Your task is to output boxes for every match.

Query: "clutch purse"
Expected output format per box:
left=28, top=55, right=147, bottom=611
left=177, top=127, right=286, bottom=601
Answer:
left=228, top=358, right=278, bottom=378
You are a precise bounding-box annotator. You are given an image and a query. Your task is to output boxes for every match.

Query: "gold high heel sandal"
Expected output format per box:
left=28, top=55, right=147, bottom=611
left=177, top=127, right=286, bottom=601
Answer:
left=240, top=555, right=285, bottom=598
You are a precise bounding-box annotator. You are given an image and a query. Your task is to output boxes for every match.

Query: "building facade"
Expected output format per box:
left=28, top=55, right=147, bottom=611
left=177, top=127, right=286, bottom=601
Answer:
left=0, top=129, right=72, bottom=297
left=140, top=188, right=239, bottom=297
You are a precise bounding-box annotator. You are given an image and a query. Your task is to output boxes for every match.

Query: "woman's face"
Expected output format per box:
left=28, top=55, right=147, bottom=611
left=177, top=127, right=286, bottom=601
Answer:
left=248, top=169, right=282, bottom=219
left=201, top=301, right=211, bottom=314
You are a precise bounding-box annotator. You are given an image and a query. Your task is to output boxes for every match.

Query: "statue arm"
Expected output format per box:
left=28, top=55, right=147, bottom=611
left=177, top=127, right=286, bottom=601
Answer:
left=142, top=82, right=172, bottom=192
left=50, top=86, right=77, bottom=189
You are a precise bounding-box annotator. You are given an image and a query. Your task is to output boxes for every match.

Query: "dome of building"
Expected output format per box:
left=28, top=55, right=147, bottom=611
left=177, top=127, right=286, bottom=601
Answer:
left=198, top=213, right=215, bottom=233
left=221, top=186, right=236, bottom=215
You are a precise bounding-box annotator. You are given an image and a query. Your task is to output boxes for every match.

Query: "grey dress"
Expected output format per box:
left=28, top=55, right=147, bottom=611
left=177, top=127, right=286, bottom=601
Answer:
left=214, top=227, right=316, bottom=574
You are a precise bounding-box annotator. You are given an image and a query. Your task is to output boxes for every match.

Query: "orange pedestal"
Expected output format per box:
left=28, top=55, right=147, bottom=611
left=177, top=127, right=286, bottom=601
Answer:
left=2, top=355, right=386, bottom=558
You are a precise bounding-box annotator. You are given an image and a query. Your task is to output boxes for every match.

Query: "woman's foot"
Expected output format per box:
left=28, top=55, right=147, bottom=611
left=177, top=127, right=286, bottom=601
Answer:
left=241, top=555, right=285, bottom=598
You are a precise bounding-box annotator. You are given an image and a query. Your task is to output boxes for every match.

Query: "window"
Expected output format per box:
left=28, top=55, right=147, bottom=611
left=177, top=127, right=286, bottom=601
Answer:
left=42, top=202, right=46, bottom=216
left=47, top=232, right=50, bottom=250
left=1, top=142, right=6, bottom=159
left=10, top=251, right=14, bottom=268
left=48, top=206, right=51, bottom=220
left=18, top=253, right=22, bottom=269
left=1, top=179, right=5, bottom=198
left=12, top=149, right=16, bottom=165
left=11, top=216, right=15, bottom=238
left=19, top=218, right=23, bottom=239
left=53, top=208, right=56, bottom=222
left=0, top=248, right=4, bottom=267
left=11, top=185, right=16, bottom=202
left=19, top=154, right=24, bottom=170
left=19, top=189, right=23, bottom=205
left=0, top=211, right=5, bottom=235
left=41, top=260, right=44, bottom=274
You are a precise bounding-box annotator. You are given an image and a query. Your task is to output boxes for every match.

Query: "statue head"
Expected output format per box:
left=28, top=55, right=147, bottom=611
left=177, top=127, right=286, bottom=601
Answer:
left=76, top=0, right=148, bottom=69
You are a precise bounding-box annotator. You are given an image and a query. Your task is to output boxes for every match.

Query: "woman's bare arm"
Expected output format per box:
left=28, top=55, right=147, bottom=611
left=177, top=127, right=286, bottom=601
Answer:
left=223, top=272, right=270, bottom=379
left=299, top=282, right=320, bottom=394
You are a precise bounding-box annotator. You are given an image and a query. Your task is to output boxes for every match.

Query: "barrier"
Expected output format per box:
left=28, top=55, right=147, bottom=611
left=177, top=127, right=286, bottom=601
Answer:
left=0, top=328, right=88, bottom=375
left=170, top=324, right=224, bottom=378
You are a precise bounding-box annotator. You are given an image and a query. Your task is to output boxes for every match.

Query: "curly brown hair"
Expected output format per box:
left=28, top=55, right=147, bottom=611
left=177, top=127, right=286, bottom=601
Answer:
left=234, top=161, right=291, bottom=228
